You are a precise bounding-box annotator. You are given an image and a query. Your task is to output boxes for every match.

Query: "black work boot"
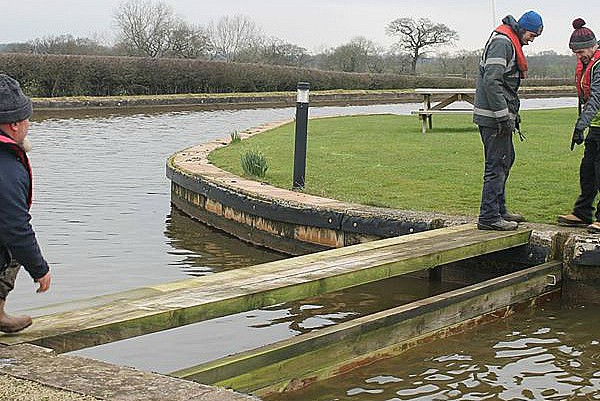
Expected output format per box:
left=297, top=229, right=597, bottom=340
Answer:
left=477, top=219, right=518, bottom=231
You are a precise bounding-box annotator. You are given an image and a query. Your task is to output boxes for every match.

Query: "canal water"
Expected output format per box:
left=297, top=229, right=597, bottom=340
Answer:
left=265, top=301, right=600, bottom=401
left=10, top=98, right=595, bottom=399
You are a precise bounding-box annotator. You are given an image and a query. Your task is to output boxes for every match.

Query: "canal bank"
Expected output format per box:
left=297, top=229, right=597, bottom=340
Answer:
left=32, top=87, right=574, bottom=111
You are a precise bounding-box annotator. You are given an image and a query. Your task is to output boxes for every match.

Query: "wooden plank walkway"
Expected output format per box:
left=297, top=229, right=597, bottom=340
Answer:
left=171, top=261, right=561, bottom=395
left=0, top=224, right=531, bottom=354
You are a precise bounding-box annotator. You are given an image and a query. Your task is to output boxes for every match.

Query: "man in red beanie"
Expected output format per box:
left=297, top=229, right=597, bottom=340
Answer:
left=474, top=11, right=543, bottom=231
left=0, top=74, right=51, bottom=333
left=558, top=19, right=600, bottom=233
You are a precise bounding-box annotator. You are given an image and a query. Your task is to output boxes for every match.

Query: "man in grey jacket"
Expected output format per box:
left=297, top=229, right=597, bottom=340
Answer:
left=474, top=11, right=543, bottom=231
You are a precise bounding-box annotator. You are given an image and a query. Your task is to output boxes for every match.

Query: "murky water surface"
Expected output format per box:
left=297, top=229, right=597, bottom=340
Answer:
left=265, top=302, right=600, bottom=401
left=5, top=98, right=582, bottom=396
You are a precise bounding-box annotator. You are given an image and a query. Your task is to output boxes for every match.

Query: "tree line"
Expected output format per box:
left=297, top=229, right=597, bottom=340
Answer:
left=0, top=0, right=576, bottom=78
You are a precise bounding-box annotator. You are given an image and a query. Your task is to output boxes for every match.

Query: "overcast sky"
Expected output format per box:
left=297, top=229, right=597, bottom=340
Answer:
left=2, top=0, right=599, bottom=55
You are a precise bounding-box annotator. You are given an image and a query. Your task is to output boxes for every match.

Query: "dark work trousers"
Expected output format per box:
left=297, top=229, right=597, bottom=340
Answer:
left=573, top=127, right=600, bottom=223
left=0, top=261, right=20, bottom=300
left=478, top=125, right=515, bottom=224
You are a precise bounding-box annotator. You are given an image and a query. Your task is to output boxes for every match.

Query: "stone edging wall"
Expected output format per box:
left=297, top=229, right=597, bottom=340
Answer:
left=36, top=87, right=574, bottom=110
left=166, top=117, right=600, bottom=302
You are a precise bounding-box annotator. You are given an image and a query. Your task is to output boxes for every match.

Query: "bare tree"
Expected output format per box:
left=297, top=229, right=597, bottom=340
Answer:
left=259, top=38, right=310, bottom=67
left=207, top=15, right=263, bottom=61
left=113, top=0, right=175, bottom=58
left=28, top=34, right=111, bottom=55
left=386, top=17, right=458, bottom=74
left=325, top=37, right=383, bottom=73
left=167, top=22, right=212, bottom=59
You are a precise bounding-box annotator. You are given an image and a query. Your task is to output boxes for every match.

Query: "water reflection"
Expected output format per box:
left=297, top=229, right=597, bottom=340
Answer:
left=258, top=276, right=463, bottom=336
left=265, top=303, right=600, bottom=401
left=164, top=207, right=281, bottom=276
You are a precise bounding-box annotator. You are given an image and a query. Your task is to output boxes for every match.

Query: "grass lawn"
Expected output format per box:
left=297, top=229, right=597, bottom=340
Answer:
left=209, top=108, right=582, bottom=224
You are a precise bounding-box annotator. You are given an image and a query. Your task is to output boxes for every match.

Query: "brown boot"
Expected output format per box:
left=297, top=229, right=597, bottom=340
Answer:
left=588, top=222, right=600, bottom=234
left=557, top=214, right=589, bottom=227
left=0, top=300, right=32, bottom=333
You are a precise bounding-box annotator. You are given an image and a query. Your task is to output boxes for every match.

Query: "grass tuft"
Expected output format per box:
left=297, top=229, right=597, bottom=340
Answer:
left=230, top=130, right=241, bottom=144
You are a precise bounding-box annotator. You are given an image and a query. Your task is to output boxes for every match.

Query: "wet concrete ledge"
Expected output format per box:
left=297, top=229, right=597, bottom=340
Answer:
left=0, top=344, right=258, bottom=401
left=33, top=87, right=575, bottom=111
left=166, top=118, right=600, bottom=304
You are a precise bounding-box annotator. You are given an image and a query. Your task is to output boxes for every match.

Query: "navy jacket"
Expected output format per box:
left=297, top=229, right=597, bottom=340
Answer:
left=0, top=132, right=49, bottom=280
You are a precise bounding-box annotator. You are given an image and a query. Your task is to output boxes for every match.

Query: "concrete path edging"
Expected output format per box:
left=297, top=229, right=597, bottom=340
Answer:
left=0, top=344, right=259, bottom=401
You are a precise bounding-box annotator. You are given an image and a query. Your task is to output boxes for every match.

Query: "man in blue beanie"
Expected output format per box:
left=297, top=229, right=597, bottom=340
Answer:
left=474, top=10, right=543, bottom=230
left=0, top=74, right=51, bottom=332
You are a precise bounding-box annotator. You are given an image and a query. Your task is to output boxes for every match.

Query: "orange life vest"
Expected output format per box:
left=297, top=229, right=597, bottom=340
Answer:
left=495, top=24, right=528, bottom=78
left=576, top=49, right=600, bottom=102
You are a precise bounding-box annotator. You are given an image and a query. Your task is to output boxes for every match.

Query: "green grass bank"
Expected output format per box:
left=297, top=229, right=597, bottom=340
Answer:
left=209, top=108, right=581, bottom=224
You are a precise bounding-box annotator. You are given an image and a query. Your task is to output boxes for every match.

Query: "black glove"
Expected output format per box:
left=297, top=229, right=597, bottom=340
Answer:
left=571, top=127, right=585, bottom=151
left=515, top=114, right=521, bottom=131
left=498, top=120, right=515, bottom=136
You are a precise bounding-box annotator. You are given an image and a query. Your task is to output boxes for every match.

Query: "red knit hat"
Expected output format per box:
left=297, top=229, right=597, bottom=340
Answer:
left=570, top=18, right=598, bottom=51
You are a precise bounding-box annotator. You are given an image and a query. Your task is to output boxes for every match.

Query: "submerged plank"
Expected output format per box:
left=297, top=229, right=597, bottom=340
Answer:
left=0, top=225, right=531, bottom=353
left=172, top=261, right=561, bottom=395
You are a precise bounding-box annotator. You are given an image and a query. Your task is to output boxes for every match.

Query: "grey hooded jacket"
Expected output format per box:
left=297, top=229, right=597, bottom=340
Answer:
left=473, top=15, right=523, bottom=128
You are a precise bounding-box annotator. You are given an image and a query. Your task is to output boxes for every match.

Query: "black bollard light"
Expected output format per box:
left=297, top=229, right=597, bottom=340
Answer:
left=293, top=82, right=310, bottom=190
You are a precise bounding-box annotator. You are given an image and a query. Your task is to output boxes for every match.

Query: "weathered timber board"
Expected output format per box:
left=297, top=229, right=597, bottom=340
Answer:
left=0, top=225, right=530, bottom=353
left=172, top=261, right=561, bottom=395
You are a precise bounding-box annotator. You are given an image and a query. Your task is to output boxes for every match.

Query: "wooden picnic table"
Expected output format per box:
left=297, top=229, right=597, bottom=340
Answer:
left=411, top=88, right=476, bottom=133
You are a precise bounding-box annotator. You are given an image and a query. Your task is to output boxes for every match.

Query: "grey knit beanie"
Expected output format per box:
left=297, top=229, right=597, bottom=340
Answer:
left=0, top=74, right=32, bottom=124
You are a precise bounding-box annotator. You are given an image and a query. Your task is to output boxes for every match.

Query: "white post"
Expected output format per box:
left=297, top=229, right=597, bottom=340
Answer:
left=491, top=0, right=497, bottom=29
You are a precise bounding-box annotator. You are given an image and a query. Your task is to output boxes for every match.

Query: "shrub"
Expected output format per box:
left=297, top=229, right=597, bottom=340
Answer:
left=240, top=149, right=268, bottom=178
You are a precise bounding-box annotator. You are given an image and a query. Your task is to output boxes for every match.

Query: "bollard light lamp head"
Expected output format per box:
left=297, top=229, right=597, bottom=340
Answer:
left=297, top=82, right=310, bottom=103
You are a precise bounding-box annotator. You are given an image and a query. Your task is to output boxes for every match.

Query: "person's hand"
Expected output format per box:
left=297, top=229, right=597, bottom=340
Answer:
left=571, top=127, right=585, bottom=150
left=498, top=120, right=515, bottom=136
left=35, top=272, right=51, bottom=293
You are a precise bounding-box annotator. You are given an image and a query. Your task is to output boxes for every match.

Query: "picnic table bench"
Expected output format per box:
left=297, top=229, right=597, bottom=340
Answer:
left=411, top=88, right=475, bottom=133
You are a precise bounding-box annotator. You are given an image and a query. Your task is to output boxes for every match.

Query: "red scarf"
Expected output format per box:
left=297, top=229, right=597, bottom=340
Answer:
left=495, top=24, right=528, bottom=79
left=576, top=49, right=600, bottom=102
left=0, top=133, right=33, bottom=207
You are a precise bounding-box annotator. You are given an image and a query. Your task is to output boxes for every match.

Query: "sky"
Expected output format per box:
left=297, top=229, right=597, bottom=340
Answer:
left=2, top=0, right=599, bottom=55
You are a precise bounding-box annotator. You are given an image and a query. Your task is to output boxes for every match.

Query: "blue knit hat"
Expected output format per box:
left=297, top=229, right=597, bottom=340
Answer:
left=518, top=11, right=543, bottom=36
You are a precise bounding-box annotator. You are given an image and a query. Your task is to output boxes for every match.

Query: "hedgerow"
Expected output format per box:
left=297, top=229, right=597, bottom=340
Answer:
left=0, top=53, right=570, bottom=97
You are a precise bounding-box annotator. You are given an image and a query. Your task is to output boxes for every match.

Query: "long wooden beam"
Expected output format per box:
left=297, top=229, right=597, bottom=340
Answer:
left=0, top=225, right=530, bottom=353
left=171, top=261, right=561, bottom=396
